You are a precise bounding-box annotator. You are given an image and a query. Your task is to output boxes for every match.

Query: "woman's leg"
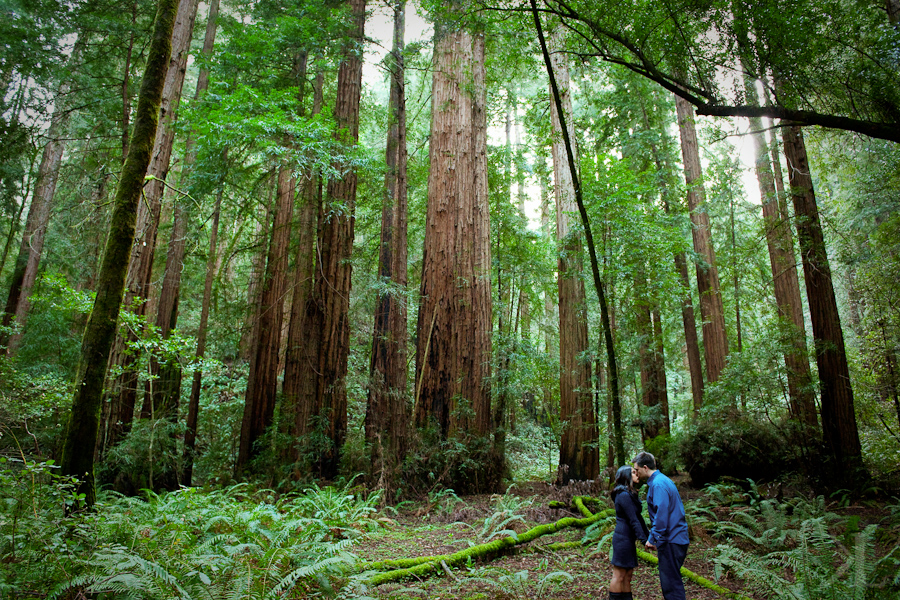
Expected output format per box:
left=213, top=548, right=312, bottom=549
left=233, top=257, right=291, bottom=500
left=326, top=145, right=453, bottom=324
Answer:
left=623, top=568, right=634, bottom=592
left=610, top=566, right=627, bottom=593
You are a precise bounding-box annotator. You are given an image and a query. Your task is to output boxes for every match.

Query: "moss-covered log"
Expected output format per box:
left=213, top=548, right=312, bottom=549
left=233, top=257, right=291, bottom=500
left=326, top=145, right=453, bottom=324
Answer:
left=362, top=497, right=751, bottom=600
left=363, top=499, right=614, bottom=586
left=59, top=0, right=179, bottom=509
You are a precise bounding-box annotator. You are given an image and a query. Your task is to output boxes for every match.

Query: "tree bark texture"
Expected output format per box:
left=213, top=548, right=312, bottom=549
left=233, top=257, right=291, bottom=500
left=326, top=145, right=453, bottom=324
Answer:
left=414, top=21, right=493, bottom=454
left=104, top=0, right=199, bottom=442
left=282, top=70, right=324, bottom=466
left=783, top=125, right=864, bottom=481
left=549, top=29, right=597, bottom=483
left=236, top=167, right=295, bottom=471
left=182, top=187, right=222, bottom=486
left=60, top=0, right=179, bottom=508
left=366, top=0, right=409, bottom=494
left=310, top=0, right=365, bottom=479
left=532, top=3, right=623, bottom=466
left=150, top=0, right=221, bottom=418
left=746, top=112, right=817, bottom=428
left=1, top=102, right=68, bottom=353
left=674, top=95, right=729, bottom=386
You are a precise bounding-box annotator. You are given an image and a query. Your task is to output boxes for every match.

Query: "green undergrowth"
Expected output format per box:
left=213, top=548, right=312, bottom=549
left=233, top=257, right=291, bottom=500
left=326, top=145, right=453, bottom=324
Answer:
left=4, top=458, right=899, bottom=600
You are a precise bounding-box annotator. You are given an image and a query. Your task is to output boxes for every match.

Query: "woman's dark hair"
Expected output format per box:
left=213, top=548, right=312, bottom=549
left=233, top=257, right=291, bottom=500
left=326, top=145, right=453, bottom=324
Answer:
left=611, top=465, right=637, bottom=499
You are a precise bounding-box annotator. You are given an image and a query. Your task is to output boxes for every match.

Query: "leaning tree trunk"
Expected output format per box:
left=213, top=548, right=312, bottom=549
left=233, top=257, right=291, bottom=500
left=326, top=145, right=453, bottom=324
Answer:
left=532, top=1, right=623, bottom=466
left=312, top=0, right=365, bottom=480
left=414, top=12, right=495, bottom=491
left=548, top=28, right=597, bottom=483
left=60, top=0, right=178, bottom=509
left=103, top=0, right=199, bottom=449
left=365, top=0, right=409, bottom=497
left=150, top=0, right=220, bottom=419
left=236, top=167, right=295, bottom=472
left=783, top=125, right=864, bottom=485
left=674, top=95, right=729, bottom=388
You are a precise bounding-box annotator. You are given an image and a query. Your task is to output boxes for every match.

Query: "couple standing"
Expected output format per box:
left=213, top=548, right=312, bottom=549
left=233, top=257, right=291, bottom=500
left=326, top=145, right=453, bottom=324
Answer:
left=608, top=451, right=689, bottom=600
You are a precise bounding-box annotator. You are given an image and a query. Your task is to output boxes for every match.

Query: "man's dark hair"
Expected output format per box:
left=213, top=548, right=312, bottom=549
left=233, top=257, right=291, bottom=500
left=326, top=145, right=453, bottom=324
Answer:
left=633, top=451, right=656, bottom=470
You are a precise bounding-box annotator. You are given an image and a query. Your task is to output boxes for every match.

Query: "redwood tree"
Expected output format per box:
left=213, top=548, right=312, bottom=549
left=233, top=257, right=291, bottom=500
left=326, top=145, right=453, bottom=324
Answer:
left=60, top=0, right=179, bottom=508
left=365, top=0, right=409, bottom=495
left=414, top=9, right=495, bottom=490
left=549, top=29, right=597, bottom=483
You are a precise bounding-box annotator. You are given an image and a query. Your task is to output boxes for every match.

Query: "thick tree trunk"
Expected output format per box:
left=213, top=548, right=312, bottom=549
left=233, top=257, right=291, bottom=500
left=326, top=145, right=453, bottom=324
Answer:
left=59, top=0, right=178, bottom=509
left=549, top=29, right=597, bottom=483
left=414, top=16, right=494, bottom=490
left=674, top=95, right=729, bottom=386
left=312, top=0, right=365, bottom=479
left=236, top=167, right=295, bottom=471
left=366, top=0, right=409, bottom=496
left=1, top=102, right=68, bottom=353
left=282, top=69, right=324, bottom=466
left=783, top=125, right=864, bottom=484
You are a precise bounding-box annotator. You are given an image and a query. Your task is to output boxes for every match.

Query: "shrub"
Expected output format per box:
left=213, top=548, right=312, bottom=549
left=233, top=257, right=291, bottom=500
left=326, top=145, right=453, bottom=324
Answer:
left=677, top=417, right=800, bottom=487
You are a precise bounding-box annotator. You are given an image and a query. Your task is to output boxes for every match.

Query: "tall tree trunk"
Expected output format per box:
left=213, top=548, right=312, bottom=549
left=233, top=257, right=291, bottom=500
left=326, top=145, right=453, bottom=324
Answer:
left=182, top=186, right=222, bottom=486
left=282, top=69, right=324, bottom=467
left=104, top=0, right=199, bottom=446
left=150, top=0, right=220, bottom=418
left=783, top=125, right=864, bottom=484
left=532, top=2, right=623, bottom=466
left=312, top=0, right=365, bottom=479
left=236, top=167, right=295, bottom=471
left=745, top=111, right=817, bottom=428
left=60, top=0, right=179, bottom=509
left=121, top=0, right=138, bottom=158
left=1, top=94, right=69, bottom=353
left=549, top=29, right=597, bottom=483
left=674, top=95, right=729, bottom=387
left=414, top=13, right=494, bottom=491
left=652, top=308, right=670, bottom=430
left=366, top=0, right=408, bottom=497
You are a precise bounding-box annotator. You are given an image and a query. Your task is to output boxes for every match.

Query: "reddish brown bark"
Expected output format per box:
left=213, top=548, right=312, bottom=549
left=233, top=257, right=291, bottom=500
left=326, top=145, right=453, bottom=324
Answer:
left=236, top=168, right=295, bottom=471
left=674, top=95, right=729, bottom=387
left=414, top=18, right=493, bottom=483
left=783, top=125, right=864, bottom=483
left=549, top=29, right=597, bottom=483
left=365, top=0, right=409, bottom=493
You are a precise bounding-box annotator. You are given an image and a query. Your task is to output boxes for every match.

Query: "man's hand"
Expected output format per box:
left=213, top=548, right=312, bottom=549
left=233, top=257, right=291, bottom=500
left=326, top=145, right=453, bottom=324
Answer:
left=645, top=541, right=657, bottom=550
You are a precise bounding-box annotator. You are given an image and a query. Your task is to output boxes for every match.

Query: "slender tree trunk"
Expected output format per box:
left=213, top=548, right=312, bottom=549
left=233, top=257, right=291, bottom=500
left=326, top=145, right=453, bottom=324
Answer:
left=105, top=0, right=199, bottom=445
left=549, top=29, right=597, bottom=483
left=1, top=97, right=69, bottom=353
left=783, top=125, right=864, bottom=484
left=889, top=0, right=899, bottom=26
left=312, top=0, right=365, bottom=479
left=365, top=0, right=408, bottom=497
left=121, top=0, right=138, bottom=158
left=60, top=0, right=179, bottom=509
left=150, top=0, right=220, bottom=418
left=236, top=167, right=295, bottom=471
left=239, top=198, right=272, bottom=361
left=745, top=111, right=818, bottom=428
left=652, top=308, right=669, bottom=430
left=414, top=12, right=494, bottom=491
left=674, top=95, right=729, bottom=386
left=182, top=186, right=222, bottom=486
left=532, top=2, right=623, bottom=466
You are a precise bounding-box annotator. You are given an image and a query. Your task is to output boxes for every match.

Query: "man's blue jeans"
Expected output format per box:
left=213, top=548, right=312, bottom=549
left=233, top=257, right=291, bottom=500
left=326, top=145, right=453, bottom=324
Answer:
left=657, top=542, right=688, bottom=600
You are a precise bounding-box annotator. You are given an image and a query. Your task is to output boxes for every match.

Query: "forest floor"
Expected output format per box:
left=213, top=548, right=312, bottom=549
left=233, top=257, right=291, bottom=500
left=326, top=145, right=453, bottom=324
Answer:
left=353, top=476, right=751, bottom=600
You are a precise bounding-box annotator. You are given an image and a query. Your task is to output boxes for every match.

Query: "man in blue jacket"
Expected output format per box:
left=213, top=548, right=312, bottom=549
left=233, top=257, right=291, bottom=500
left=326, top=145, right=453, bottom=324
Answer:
left=633, top=451, right=689, bottom=600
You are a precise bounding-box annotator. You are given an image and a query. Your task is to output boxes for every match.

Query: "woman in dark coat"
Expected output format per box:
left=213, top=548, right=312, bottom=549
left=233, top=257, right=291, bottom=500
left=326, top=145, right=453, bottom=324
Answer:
left=608, top=465, right=649, bottom=600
